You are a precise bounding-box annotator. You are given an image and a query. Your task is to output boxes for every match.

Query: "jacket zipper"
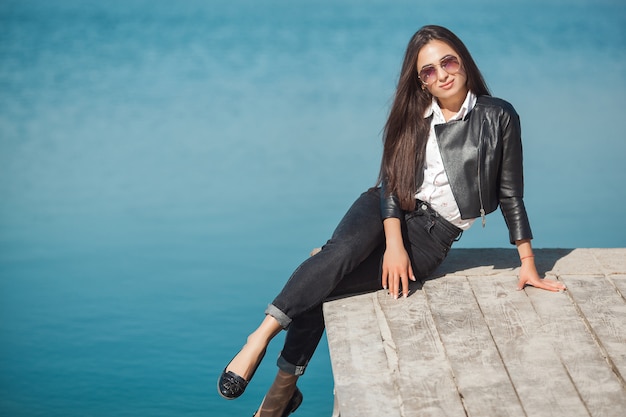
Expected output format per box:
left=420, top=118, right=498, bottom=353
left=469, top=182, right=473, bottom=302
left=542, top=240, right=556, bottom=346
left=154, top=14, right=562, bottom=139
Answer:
left=477, top=120, right=486, bottom=228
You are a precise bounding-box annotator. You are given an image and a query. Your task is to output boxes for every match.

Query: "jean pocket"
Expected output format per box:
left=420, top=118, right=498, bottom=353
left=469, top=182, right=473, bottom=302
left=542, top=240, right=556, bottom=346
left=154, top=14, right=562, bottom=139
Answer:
left=429, top=220, right=459, bottom=253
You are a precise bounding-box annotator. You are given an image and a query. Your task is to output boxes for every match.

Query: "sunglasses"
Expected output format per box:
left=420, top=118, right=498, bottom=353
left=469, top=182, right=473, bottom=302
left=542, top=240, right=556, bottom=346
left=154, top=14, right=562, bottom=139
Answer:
left=418, top=55, right=461, bottom=86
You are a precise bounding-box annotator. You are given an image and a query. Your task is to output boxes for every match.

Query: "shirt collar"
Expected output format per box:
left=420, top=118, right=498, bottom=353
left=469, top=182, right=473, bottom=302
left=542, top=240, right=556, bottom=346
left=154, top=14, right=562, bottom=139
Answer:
left=424, top=90, right=477, bottom=122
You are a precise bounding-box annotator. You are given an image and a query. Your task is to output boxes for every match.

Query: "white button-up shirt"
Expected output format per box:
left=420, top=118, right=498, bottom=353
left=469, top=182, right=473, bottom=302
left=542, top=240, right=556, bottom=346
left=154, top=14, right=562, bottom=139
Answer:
left=416, top=91, right=477, bottom=230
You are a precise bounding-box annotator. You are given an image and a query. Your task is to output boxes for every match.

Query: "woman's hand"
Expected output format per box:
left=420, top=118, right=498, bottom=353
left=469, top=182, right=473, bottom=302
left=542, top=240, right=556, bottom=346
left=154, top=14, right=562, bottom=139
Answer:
left=517, top=260, right=566, bottom=292
left=515, top=239, right=566, bottom=292
left=382, top=245, right=415, bottom=299
left=382, top=217, right=415, bottom=298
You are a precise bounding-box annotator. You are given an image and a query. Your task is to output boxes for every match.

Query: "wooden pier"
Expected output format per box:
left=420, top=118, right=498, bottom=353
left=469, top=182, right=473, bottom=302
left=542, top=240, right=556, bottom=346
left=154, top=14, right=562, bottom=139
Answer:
left=323, top=248, right=626, bottom=417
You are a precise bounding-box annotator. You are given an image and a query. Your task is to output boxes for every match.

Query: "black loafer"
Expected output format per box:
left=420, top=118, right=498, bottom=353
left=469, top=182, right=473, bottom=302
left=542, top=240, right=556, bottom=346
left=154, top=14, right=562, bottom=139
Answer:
left=217, top=350, right=266, bottom=400
left=253, top=386, right=303, bottom=417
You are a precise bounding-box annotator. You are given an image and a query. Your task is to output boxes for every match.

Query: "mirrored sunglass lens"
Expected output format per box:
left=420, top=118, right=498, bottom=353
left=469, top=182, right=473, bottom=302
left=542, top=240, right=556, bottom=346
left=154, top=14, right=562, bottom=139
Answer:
left=441, top=57, right=459, bottom=72
left=420, top=67, right=435, bottom=83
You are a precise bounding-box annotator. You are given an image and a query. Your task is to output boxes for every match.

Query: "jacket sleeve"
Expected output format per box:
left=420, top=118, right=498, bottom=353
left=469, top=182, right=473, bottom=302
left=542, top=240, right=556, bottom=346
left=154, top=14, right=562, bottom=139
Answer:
left=380, top=181, right=404, bottom=220
left=498, top=105, right=533, bottom=244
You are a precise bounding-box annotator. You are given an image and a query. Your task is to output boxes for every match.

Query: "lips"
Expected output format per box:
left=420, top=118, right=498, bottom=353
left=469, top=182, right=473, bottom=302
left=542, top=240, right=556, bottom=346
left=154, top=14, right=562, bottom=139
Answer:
left=440, top=80, right=454, bottom=89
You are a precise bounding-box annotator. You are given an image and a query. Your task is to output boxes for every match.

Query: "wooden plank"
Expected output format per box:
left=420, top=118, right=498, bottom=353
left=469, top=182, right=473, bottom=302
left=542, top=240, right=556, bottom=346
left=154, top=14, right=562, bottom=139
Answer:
left=469, top=275, right=590, bottom=417
left=375, top=289, right=466, bottom=417
left=590, top=249, right=626, bottom=274
left=323, top=292, right=401, bottom=417
left=526, top=284, right=626, bottom=417
left=549, top=249, right=602, bottom=276
left=560, top=275, right=626, bottom=386
left=423, top=275, right=525, bottom=417
left=608, top=274, right=626, bottom=300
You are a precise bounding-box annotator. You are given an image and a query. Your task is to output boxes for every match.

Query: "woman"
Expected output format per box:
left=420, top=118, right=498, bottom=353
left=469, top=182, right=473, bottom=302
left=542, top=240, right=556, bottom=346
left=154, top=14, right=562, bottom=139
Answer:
left=217, top=25, right=565, bottom=417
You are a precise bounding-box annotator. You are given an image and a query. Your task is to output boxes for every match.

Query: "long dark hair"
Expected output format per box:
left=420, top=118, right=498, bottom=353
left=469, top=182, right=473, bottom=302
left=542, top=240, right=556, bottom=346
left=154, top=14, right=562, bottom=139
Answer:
left=378, top=25, right=491, bottom=211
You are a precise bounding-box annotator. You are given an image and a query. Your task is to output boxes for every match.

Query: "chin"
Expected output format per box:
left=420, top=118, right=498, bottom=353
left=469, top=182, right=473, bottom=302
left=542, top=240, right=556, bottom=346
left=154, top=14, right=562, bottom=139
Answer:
left=436, top=85, right=467, bottom=101
left=435, top=89, right=462, bottom=100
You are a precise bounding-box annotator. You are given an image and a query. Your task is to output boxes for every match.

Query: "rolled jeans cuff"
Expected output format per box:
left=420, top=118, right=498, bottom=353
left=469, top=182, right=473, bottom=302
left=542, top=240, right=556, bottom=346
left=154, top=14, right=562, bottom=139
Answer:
left=277, top=354, right=307, bottom=376
left=265, top=304, right=291, bottom=329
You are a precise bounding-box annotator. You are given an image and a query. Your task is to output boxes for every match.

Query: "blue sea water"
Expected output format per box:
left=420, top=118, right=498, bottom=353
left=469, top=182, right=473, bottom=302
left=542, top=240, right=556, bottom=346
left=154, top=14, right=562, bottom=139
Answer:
left=1, top=0, right=625, bottom=416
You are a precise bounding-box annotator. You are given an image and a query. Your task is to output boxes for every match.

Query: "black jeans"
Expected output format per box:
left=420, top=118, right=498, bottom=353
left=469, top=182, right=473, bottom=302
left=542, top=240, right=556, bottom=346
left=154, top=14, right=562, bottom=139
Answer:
left=266, top=187, right=462, bottom=375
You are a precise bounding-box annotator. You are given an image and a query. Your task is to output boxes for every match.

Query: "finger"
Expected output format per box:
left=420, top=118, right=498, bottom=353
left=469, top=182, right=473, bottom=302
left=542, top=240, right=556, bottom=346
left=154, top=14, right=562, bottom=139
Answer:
left=535, top=282, right=559, bottom=292
left=529, top=278, right=562, bottom=292
left=408, top=264, right=416, bottom=281
left=391, top=275, right=400, bottom=299
left=381, top=270, right=388, bottom=290
left=543, top=278, right=567, bottom=290
left=401, top=275, right=410, bottom=298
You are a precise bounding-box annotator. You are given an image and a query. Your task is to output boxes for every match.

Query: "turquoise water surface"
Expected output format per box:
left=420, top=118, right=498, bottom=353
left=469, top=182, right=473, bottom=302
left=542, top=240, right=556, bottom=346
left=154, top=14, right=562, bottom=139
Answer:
left=1, top=0, right=625, bottom=416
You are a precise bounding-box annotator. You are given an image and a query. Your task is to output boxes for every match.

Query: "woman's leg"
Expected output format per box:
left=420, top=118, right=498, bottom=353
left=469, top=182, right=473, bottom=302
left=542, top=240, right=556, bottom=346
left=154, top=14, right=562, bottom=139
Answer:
left=276, top=243, right=385, bottom=376
left=218, top=315, right=282, bottom=396
left=254, top=370, right=301, bottom=417
left=254, top=244, right=385, bottom=416
left=219, top=188, right=384, bottom=397
left=269, top=187, right=384, bottom=326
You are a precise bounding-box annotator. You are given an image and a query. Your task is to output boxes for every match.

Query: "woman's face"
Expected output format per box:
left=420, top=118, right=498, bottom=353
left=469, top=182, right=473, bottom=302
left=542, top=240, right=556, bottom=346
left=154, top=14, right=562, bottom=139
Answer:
left=416, top=40, right=468, bottom=104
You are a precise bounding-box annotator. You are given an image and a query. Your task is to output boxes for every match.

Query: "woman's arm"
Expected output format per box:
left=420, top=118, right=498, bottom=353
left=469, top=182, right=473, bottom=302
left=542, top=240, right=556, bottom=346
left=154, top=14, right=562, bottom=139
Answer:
left=515, top=239, right=566, bottom=291
left=382, top=217, right=415, bottom=299
left=496, top=102, right=533, bottom=244
left=490, top=103, right=563, bottom=291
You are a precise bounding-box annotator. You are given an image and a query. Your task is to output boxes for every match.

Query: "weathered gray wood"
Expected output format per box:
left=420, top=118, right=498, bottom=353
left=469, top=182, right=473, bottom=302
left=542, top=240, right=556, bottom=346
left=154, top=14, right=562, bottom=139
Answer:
left=608, top=274, right=626, bottom=300
left=588, top=249, right=626, bottom=274
left=374, top=289, right=466, bottom=417
left=424, top=275, right=525, bottom=417
left=560, top=274, right=626, bottom=386
left=547, top=248, right=601, bottom=276
left=324, top=249, right=626, bottom=417
left=469, top=275, right=590, bottom=417
left=525, top=284, right=626, bottom=417
left=323, top=289, right=467, bottom=417
left=324, top=292, right=401, bottom=417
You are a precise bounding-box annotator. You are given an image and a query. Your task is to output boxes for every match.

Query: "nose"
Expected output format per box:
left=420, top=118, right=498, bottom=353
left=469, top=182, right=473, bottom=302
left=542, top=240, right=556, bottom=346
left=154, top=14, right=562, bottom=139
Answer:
left=436, top=65, right=449, bottom=81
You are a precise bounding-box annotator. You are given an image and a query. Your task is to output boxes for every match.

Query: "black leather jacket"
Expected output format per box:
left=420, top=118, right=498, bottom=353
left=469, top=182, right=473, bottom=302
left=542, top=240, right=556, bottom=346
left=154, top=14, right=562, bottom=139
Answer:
left=381, top=95, right=532, bottom=244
